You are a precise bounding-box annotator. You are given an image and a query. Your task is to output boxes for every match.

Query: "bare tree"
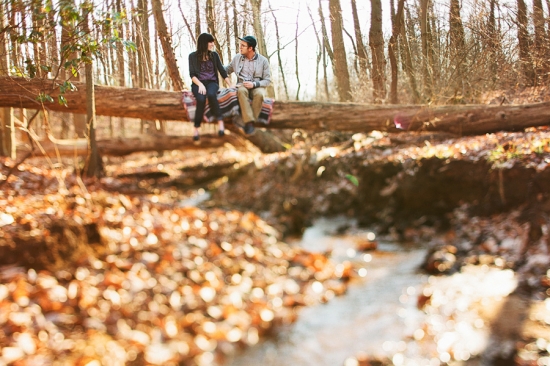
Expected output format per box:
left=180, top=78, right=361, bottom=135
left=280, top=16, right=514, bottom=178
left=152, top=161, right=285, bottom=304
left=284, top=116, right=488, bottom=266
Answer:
left=294, top=11, right=301, bottom=100
left=369, top=0, right=385, bottom=102
left=178, top=0, right=196, bottom=44
left=532, top=0, right=548, bottom=82
left=420, top=0, right=433, bottom=99
left=318, top=0, right=335, bottom=79
left=206, top=0, right=222, bottom=56
left=388, top=0, right=404, bottom=104
left=351, top=0, right=369, bottom=79
left=195, top=0, right=201, bottom=41
left=82, top=1, right=102, bottom=177
left=0, top=1, right=14, bottom=158
left=232, top=0, right=239, bottom=52
left=517, top=0, right=534, bottom=85
left=249, top=0, right=267, bottom=57
left=486, top=0, right=499, bottom=80
left=307, top=4, right=324, bottom=100
left=329, top=0, right=351, bottom=102
left=152, top=0, right=186, bottom=91
left=271, top=4, right=289, bottom=99
left=449, top=0, right=467, bottom=100
left=224, top=0, right=231, bottom=62
left=398, top=2, right=421, bottom=103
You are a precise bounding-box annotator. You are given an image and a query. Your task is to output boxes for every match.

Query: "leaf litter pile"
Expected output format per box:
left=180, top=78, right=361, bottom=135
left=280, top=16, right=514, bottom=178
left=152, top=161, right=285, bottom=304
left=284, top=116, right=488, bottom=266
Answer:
left=0, top=154, right=351, bottom=365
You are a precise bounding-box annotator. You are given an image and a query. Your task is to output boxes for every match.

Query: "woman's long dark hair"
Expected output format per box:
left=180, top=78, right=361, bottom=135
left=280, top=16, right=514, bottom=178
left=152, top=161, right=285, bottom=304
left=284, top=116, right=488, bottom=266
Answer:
left=196, top=33, right=215, bottom=62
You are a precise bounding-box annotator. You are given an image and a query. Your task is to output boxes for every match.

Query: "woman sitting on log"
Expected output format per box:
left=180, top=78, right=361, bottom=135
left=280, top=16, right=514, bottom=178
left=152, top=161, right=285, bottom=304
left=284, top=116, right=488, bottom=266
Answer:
left=188, top=33, right=233, bottom=141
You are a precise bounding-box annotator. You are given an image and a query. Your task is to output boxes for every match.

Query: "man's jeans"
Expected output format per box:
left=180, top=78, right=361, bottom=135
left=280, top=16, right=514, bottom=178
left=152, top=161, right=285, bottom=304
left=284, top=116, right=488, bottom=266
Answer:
left=237, top=86, right=266, bottom=123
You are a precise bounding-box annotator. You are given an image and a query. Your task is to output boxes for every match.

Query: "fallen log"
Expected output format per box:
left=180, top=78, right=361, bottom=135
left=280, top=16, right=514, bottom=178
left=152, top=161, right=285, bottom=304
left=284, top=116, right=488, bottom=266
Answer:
left=17, top=133, right=246, bottom=157
left=1, top=76, right=550, bottom=135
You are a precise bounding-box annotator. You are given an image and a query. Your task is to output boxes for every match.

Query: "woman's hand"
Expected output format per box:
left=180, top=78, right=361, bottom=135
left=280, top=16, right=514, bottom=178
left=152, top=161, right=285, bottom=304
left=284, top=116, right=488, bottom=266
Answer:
left=198, top=84, right=206, bottom=94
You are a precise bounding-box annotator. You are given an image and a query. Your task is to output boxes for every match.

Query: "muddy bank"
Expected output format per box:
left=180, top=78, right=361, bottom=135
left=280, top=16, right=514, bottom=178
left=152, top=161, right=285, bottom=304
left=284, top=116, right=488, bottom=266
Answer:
left=212, top=130, right=550, bottom=236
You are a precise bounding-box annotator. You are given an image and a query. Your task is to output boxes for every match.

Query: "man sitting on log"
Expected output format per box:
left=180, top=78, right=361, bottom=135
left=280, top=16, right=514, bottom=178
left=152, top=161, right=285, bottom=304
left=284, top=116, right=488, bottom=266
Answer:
left=225, top=35, right=271, bottom=135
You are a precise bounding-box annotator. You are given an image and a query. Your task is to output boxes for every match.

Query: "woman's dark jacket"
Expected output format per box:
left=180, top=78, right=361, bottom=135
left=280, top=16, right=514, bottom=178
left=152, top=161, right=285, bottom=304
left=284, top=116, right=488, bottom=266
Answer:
left=188, top=51, right=228, bottom=82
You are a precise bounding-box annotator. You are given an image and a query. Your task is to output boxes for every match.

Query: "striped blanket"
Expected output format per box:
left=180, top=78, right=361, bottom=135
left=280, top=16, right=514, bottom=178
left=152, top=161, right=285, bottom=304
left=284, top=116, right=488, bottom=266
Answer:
left=182, top=87, right=274, bottom=126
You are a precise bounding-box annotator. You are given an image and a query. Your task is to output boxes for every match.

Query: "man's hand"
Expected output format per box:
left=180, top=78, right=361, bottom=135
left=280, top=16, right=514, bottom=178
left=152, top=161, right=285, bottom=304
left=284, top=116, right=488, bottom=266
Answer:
left=243, top=81, right=254, bottom=89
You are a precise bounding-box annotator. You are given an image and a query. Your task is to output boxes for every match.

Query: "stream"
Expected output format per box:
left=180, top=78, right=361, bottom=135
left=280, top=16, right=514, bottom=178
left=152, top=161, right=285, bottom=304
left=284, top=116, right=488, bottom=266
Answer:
left=223, top=216, right=429, bottom=366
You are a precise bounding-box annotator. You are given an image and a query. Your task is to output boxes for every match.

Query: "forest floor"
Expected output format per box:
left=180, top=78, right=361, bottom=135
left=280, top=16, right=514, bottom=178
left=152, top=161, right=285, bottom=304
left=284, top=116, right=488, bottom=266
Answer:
left=2, top=90, right=550, bottom=364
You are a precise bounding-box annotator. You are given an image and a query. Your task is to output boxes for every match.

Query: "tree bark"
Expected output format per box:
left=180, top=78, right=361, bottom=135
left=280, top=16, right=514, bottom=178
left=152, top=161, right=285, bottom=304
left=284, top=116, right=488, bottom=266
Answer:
left=272, top=6, right=289, bottom=99
left=369, top=0, right=386, bottom=103
left=486, top=0, right=498, bottom=80
left=294, top=11, right=301, bottom=101
left=517, top=0, right=534, bottom=85
left=2, top=77, right=550, bottom=136
left=449, top=0, right=467, bottom=100
left=350, top=0, right=368, bottom=78
left=18, top=133, right=246, bottom=157
left=152, top=0, right=186, bottom=91
left=329, top=0, right=351, bottom=102
left=420, top=0, right=433, bottom=99
left=232, top=0, right=239, bottom=53
left=318, top=0, right=335, bottom=90
left=532, top=0, right=548, bottom=82
left=82, top=2, right=102, bottom=178
left=0, top=3, right=14, bottom=158
left=195, top=0, right=201, bottom=41
left=206, top=0, right=222, bottom=57
left=224, top=0, right=231, bottom=62
left=388, top=0, right=404, bottom=104
left=399, top=4, right=421, bottom=104
left=249, top=0, right=267, bottom=57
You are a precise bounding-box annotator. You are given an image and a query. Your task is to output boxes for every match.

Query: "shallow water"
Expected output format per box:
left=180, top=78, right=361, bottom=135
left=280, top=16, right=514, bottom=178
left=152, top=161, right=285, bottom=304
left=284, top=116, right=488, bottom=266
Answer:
left=224, top=217, right=429, bottom=366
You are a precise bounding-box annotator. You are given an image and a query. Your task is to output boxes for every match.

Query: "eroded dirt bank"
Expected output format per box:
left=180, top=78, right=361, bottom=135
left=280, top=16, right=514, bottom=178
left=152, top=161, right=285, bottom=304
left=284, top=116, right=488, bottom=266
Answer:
left=212, top=129, right=550, bottom=236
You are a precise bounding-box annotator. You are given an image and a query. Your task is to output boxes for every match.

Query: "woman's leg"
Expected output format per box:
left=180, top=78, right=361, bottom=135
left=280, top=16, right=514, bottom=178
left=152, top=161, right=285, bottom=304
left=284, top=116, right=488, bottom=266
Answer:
left=192, top=84, right=206, bottom=140
left=205, top=82, right=224, bottom=136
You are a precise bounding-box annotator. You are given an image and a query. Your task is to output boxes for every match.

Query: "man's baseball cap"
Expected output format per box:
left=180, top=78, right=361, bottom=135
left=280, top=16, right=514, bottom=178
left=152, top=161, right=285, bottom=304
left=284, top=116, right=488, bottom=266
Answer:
left=238, top=35, right=257, bottom=48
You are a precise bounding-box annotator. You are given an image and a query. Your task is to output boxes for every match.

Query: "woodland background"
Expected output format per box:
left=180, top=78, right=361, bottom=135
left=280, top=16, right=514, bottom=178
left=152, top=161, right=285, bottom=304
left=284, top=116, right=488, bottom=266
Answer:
left=1, top=0, right=550, bottom=161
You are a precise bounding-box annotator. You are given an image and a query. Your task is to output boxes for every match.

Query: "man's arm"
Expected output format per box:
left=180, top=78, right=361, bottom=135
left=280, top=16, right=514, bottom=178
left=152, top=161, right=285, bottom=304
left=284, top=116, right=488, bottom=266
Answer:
left=255, top=57, right=271, bottom=88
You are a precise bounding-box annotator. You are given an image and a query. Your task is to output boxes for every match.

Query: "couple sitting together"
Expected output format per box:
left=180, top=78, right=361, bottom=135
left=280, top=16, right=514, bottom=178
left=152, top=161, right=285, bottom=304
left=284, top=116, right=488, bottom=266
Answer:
left=188, top=33, right=270, bottom=141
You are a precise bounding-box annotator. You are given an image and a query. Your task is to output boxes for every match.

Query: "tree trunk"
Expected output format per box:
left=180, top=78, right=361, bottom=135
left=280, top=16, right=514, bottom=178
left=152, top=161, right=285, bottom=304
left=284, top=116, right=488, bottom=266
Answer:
left=18, top=133, right=245, bottom=157
left=232, top=0, right=239, bottom=53
left=59, top=0, right=86, bottom=138
left=272, top=6, right=289, bottom=99
left=0, top=3, right=14, bottom=158
left=249, top=0, right=274, bottom=98
left=249, top=0, right=267, bottom=57
left=369, top=0, right=386, bottom=103
left=152, top=0, right=186, bottom=91
left=307, top=5, right=323, bottom=100
left=532, top=0, right=548, bottom=82
left=294, top=12, right=301, bottom=101
left=388, top=0, right=404, bottom=104
left=178, top=0, right=196, bottom=44
left=2, top=77, right=550, bottom=136
left=517, top=0, right=534, bottom=85
left=449, top=0, right=467, bottom=100
left=420, top=0, right=433, bottom=100
left=351, top=0, right=369, bottom=78
left=486, top=0, right=498, bottom=80
left=82, top=3, right=102, bottom=177
left=318, top=0, right=335, bottom=88
left=224, top=0, right=231, bottom=62
left=195, top=0, right=201, bottom=41
left=206, top=0, right=222, bottom=56
left=399, top=3, right=421, bottom=104
left=329, top=0, right=351, bottom=102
